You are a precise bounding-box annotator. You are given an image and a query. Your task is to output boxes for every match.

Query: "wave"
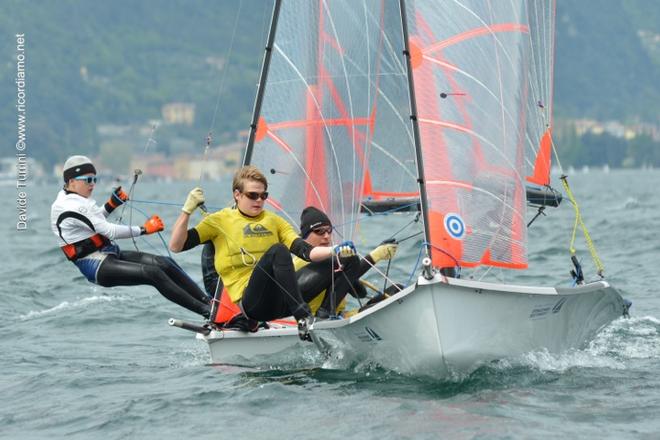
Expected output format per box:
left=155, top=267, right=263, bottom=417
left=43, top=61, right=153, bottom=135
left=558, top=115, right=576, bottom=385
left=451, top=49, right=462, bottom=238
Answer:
left=19, top=294, right=134, bottom=320
left=492, top=316, right=660, bottom=374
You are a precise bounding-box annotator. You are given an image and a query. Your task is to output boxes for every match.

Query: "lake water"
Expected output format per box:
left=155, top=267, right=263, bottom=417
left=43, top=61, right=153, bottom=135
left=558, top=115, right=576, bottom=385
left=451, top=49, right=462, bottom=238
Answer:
left=2, top=169, right=659, bottom=439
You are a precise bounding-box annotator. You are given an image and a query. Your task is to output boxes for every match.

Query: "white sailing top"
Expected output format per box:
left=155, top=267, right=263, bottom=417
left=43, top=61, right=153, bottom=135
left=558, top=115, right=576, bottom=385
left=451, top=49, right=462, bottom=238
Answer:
left=50, top=189, right=140, bottom=246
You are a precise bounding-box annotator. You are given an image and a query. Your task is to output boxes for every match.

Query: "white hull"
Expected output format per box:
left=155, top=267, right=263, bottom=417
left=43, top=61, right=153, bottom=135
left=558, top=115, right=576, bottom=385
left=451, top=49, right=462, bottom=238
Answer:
left=199, top=275, right=625, bottom=377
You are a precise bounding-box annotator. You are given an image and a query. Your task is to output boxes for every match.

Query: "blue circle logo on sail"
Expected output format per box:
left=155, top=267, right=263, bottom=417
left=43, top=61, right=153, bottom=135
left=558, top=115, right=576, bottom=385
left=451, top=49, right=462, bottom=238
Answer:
left=444, top=213, right=465, bottom=239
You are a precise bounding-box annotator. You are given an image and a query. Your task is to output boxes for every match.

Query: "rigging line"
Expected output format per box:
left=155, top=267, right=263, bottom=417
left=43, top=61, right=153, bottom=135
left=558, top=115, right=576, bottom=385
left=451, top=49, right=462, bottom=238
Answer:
left=386, top=211, right=420, bottom=241
left=127, top=170, right=143, bottom=252
left=272, top=44, right=342, bottom=216
left=321, top=1, right=362, bottom=229
left=370, top=140, right=417, bottom=180
left=120, top=123, right=158, bottom=252
left=406, top=244, right=426, bottom=285
left=333, top=202, right=420, bottom=228
left=115, top=199, right=172, bottom=257
left=560, top=175, right=605, bottom=276
left=197, top=0, right=244, bottom=185
left=418, top=118, right=525, bottom=185
left=382, top=257, right=392, bottom=294
left=129, top=198, right=225, bottom=212
left=353, top=249, right=404, bottom=294
left=129, top=203, right=173, bottom=259
left=425, top=241, right=461, bottom=268
left=267, top=131, right=328, bottom=213
left=451, top=0, right=525, bottom=82
left=207, top=0, right=244, bottom=133
left=397, top=230, right=423, bottom=243
left=522, top=19, right=551, bottom=168
left=486, top=0, right=507, bottom=147
left=118, top=122, right=158, bottom=224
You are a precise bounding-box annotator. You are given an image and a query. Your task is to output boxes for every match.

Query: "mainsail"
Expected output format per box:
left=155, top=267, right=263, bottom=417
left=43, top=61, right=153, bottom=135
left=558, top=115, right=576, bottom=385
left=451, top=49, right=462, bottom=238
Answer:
left=245, top=0, right=557, bottom=271
left=404, top=0, right=535, bottom=269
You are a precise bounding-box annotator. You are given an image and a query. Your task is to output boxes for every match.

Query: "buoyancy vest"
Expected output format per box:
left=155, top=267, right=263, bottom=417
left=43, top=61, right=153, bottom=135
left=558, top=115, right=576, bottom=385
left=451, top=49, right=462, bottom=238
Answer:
left=55, top=211, right=110, bottom=261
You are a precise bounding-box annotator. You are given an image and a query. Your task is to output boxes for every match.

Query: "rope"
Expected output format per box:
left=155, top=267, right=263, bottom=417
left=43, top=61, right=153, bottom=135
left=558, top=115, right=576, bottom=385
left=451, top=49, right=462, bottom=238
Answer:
left=197, top=0, right=244, bottom=184
left=560, top=175, right=605, bottom=277
left=125, top=203, right=173, bottom=259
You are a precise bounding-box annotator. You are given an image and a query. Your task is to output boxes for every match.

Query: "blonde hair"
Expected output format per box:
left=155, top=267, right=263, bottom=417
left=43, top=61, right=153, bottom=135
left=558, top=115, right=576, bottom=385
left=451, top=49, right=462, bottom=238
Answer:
left=232, top=165, right=268, bottom=193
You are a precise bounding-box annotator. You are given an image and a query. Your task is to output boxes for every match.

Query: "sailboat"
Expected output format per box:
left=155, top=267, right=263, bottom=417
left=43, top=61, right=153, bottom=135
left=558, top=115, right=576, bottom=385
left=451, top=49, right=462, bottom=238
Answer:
left=172, top=0, right=628, bottom=377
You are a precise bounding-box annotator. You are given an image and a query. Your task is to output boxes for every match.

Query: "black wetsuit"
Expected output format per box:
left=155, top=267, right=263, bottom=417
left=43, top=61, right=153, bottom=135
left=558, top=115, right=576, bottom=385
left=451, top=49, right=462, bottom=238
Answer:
left=201, top=242, right=371, bottom=318
left=51, top=189, right=211, bottom=318
left=296, top=256, right=369, bottom=315
left=97, top=251, right=212, bottom=317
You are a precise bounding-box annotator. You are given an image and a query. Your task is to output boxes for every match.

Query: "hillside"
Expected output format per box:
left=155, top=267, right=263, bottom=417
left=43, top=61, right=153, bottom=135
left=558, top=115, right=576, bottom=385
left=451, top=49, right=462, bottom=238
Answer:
left=555, top=0, right=660, bottom=122
left=2, top=0, right=659, bottom=168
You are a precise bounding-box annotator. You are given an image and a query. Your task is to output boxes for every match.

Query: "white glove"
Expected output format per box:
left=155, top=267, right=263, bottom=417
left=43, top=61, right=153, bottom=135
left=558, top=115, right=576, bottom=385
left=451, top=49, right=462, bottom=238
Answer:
left=369, top=243, right=398, bottom=263
left=182, top=187, right=205, bottom=214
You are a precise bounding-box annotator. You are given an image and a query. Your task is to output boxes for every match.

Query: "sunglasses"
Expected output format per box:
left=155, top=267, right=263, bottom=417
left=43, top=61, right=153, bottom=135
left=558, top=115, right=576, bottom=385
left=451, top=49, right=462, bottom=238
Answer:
left=311, top=226, right=333, bottom=236
left=72, top=176, right=98, bottom=184
left=242, top=191, right=269, bottom=201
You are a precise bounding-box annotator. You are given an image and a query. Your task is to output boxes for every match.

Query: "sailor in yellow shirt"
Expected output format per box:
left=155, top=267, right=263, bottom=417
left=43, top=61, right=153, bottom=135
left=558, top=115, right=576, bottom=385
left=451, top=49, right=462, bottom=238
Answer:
left=169, top=165, right=356, bottom=340
left=294, top=207, right=398, bottom=318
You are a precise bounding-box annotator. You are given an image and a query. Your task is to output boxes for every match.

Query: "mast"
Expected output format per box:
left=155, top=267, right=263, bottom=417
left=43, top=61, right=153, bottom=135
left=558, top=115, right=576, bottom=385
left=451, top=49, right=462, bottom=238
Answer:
left=398, top=0, right=431, bottom=251
left=243, top=0, right=282, bottom=166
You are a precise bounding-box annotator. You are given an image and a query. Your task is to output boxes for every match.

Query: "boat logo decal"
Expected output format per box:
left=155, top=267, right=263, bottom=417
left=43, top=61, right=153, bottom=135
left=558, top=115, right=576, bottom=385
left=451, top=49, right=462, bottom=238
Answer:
left=444, top=213, right=465, bottom=240
left=243, top=223, right=273, bottom=237
left=529, top=303, right=553, bottom=319
left=552, top=297, right=567, bottom=314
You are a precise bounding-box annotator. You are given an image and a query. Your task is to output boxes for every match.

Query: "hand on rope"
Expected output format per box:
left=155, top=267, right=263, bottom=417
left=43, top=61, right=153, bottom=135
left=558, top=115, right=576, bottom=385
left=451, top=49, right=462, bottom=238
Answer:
left=369, top=242, right=398, bottom=263
left=182, top=187, right=205, bottom=215
left=107, top=186, right=129, bottom=209
left=141, top=215, right=165, bottom=235
left=333, top=241, right=356, bottom=258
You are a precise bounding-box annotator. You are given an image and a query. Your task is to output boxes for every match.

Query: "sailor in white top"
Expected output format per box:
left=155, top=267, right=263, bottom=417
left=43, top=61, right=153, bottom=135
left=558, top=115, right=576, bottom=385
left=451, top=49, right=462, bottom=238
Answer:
left=50, top=155, right=211, bottom=318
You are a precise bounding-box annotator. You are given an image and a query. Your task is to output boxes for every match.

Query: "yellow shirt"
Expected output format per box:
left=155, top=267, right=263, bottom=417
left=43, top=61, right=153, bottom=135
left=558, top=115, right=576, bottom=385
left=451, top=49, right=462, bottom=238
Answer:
left=195, top=207, right=299, bottom=303
left=293, top=256, right=347, bottom=314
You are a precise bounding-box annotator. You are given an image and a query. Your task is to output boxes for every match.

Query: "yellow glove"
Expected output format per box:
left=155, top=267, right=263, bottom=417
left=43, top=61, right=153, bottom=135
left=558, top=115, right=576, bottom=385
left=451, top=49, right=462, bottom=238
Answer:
left=182, top=187, right=205, bottom=215
left=369, top=243, right=398, bottom=263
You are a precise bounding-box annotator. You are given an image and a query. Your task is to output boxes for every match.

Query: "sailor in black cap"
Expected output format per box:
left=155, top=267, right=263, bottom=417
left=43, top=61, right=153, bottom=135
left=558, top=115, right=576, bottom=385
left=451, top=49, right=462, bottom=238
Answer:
left=294, top=206, right=398, bottom=318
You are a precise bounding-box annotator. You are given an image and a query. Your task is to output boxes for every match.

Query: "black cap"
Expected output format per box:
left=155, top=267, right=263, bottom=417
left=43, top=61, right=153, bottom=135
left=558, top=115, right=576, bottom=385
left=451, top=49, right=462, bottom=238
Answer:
left=300, top=206, right=332, bottom=238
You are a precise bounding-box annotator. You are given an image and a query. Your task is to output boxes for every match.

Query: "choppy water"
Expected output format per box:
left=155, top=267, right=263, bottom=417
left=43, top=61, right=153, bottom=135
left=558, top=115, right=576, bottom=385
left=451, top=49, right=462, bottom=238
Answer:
left=2, top=169, right=659, bottom=439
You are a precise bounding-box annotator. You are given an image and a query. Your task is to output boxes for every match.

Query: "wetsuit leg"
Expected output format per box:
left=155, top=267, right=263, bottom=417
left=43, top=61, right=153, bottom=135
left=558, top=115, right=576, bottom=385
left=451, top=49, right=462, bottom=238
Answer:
left=241, top=243, right=311, bottom=321
left=201, top=242, right=222, bottom=299
left=96, top=251, right=210, bottom=317
left=120, top=251, right=211, bottom=304
left=296, top=260, right=334, bottom=303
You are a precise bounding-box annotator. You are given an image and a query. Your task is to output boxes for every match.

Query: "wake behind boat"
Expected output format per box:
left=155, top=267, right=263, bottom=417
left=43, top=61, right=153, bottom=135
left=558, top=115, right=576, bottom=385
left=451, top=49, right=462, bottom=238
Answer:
left=170, top=0, right=629, bottom=378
